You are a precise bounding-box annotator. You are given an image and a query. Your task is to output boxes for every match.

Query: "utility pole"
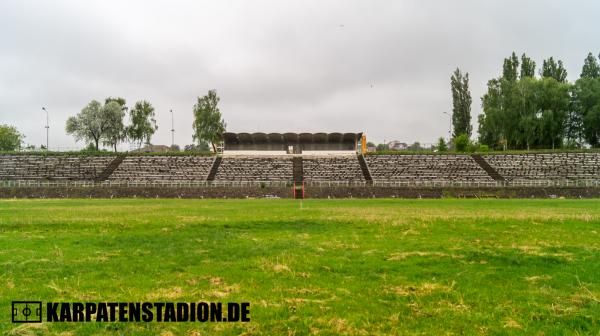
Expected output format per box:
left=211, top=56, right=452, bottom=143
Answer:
left=170, top=109, right=175, bottom=147
left=42, top=107, right=49, bottom=150
left=443, top=111, right=452, bottom=141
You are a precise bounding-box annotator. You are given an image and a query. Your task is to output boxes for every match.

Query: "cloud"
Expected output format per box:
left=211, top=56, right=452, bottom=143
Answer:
left=1, top=0, right=599, bottom=148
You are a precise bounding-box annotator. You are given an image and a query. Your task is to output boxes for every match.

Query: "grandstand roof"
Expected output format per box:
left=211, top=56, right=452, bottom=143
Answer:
left=223, top=132, right=363, bottom=152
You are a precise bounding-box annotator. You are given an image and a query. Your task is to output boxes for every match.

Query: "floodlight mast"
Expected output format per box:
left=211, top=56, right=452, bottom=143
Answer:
left=443, top=111, right=452, bottom=141
left=170, top=109, right=175, bottom=147
left=42, top=107, right=49, bottom=150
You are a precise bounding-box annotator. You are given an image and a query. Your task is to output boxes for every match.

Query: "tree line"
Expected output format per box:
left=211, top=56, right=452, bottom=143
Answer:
left=64, top=90, right=225, bottom=152
left=456, top=52, right=600, bottom=151
left=0, top=90, right=226, bottom=152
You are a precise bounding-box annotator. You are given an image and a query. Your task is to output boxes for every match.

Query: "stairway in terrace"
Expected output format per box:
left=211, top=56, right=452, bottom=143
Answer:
left=471, top=154, right=505, bottom=182
left=206, top=156, right=222, bottom=181
left=292, top=157, right=303, bottom=183
left=292, top=157, right=304, bottom=199
left=357, top=154, right=373, bottom=185
left=95, top=155, right=125, bottom=182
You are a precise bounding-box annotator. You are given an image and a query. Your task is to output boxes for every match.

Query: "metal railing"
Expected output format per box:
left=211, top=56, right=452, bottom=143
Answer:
left=371, top=180, right=600, bottom=188
left=1, top=179, right=600, bottom=189
left=0, top=180, right=289, bottom=188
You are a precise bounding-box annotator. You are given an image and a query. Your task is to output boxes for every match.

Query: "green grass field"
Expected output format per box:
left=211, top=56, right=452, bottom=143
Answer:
left=1, top=199, right=599, bottom=335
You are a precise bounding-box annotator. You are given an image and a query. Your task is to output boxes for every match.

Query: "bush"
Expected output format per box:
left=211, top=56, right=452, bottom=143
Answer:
left=376, top=143, right=389, bottom=151
left=467, top=141, right=484, bottom=153
left=185, top=142, right=210, bottom=152
left=407, top=142, right=424, bottom=151
left=84, top=143, right=97, bottom=151
left=478, top=144, right=489, bottom=152
left=436, top=137, right=448, bottom=152
left=454, top=134, right=470, bottom=152
left=0, top=125, right=24, bottom=151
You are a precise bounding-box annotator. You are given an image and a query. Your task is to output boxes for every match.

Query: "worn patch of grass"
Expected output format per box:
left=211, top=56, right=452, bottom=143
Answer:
left=0, top=199, right=599, bottom=335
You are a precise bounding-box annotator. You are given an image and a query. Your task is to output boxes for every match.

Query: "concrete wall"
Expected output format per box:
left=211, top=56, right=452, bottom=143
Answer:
left=2, top=186, right=600, bottom=199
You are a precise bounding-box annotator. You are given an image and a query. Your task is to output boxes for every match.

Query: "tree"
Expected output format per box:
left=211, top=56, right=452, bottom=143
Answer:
left=503, top=52, right=520, bottom=82
left=565, top=107, right=584, bottom=148
left=103, top=97, right=128, bottom=151
left=192, top=90, right=226, bottom=152
left=541, top=57, right=568, bottom=83
left=479, top=79, right=504, bottom=148
left=127, top=100, right=158, bottom=148
left=513, top=76, right=540, bottom=150
left=66, top=100, right=124, bottom=150
left=450, top=68, right=472, bottom=137
left=436, top=137, right=448, bottom=152
left=583, top=106, right=600, bottom=147
left=0, top=124, right=24, bottom=151
left=480, top=75, right=520, bottom=149
left=580, top=53, right=600, bottom=79
left=537, top=77, right=570, bottom=149
left=102, top=101, right=126, bottom=152
left=479, top=53, right=572, bottom=150
left=105, top=97, right=127, bottom=109
left=572, top=77, right=600, bottom=147
left=520, top=53, right=536, bottom=78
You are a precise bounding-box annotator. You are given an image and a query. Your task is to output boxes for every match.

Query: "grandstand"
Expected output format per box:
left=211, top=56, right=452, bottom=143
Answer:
left=222, top=132, right=361, bottom=155
left=303, top=156, right=365, bottom=182
left=2, top=152, right=600, bottom=185
left=108, top=156, right=214, bottom=182
left=2, top=133, right=600, bottom=197
left=484, top=153, right=600, bottom=182
left=0, top=155, right=113, bottom=181
left=366, top=155, right=493, bottom=182
left=213, top=156, right=293, bottom=181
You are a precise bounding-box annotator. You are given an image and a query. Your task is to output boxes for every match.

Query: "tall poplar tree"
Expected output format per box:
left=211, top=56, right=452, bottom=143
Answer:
left=520, top=54, right=536, bottom=78
left=503, top=52, right=520, bottom=82
left=580, top=52, right=600, bottom=79
left=573, top=56, right=600, bottom=147
left=542, top=57, right=568, bottom=82
left=450, top=68, right=472, bottom=138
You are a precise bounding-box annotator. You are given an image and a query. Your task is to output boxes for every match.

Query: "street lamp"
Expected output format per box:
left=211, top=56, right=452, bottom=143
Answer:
left=42, top=107, right=49, bottom=150
left=442, top=111, right=452, bottom=141
left=170, top=109, right=175, bottom=147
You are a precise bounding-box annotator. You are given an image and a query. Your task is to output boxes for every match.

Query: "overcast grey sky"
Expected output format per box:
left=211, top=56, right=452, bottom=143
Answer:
left=1, top=0, right=599, bottom=149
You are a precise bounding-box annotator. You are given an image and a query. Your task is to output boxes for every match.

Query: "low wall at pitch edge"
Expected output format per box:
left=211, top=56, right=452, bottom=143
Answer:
left=2, top=186, right=600, bottom=199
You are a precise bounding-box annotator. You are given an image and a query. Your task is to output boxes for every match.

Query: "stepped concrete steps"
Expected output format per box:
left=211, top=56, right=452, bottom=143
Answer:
left=292, top=157, right=304, bottom=199
left=95, top=155, right=125, bottom=182
left=357, top=154, right=373, bottom=185
left=471, top=154, right=505, bottom=182
left=292, top=157, right=304, bottom=183
left=206, top=156, right=222, bottom=181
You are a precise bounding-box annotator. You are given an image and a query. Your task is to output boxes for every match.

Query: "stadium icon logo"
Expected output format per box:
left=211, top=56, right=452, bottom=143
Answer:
left=12, top=301, right=42, bottom=323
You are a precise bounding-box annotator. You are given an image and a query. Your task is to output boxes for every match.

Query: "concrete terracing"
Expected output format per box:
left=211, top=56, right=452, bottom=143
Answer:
left=2, top=153, right=600, bottom=184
